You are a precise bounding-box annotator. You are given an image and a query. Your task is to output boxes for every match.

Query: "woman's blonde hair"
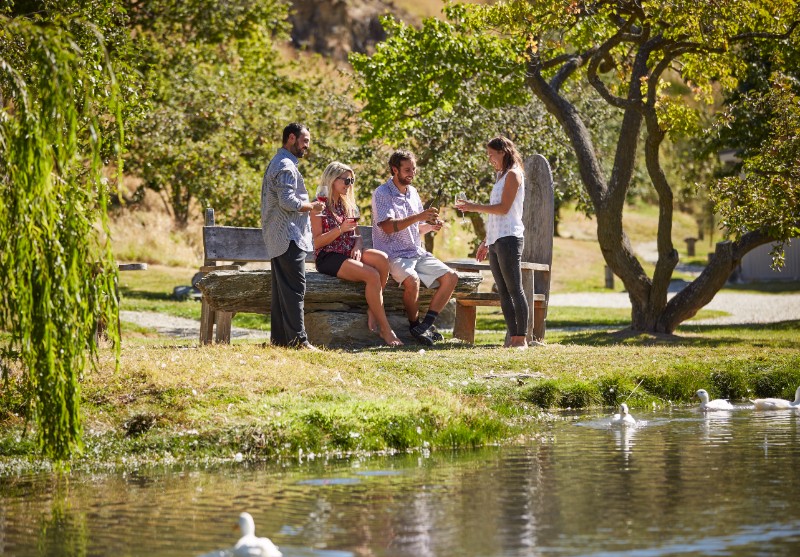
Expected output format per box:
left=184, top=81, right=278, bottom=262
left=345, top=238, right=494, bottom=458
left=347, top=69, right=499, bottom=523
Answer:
left=319, top=161, right=357, bottom=215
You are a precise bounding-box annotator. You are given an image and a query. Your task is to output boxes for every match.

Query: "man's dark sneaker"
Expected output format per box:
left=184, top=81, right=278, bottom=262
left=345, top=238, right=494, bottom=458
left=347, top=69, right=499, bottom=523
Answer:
left=410, top=323, right=435, bottom=346
left=428, top=325, right=444, bottom=342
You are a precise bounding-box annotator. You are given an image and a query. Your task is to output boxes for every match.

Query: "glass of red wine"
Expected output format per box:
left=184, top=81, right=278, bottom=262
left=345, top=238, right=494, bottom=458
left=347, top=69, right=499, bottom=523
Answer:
left=348, top=206, right=361, bottom=237
left=315, top=185, right=328, bottom=217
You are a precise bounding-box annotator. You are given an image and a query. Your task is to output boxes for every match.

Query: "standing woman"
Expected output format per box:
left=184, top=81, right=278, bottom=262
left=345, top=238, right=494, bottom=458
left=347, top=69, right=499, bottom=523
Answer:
left=456, top=136, right=529, bottom=348
left=311, top=162, right=403, bottom=347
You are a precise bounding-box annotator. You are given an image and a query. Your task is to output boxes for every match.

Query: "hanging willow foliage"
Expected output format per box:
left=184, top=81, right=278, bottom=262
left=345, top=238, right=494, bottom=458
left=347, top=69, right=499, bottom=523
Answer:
left=0, top=16, right=123, bottom=462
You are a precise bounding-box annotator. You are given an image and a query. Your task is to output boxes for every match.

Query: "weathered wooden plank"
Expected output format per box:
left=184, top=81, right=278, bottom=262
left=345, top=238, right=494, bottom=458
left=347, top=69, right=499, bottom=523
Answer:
left=118, top=263, right=148, bottom=271
left=455, top=293, right=546, bottom=306
left=203, top=227, right=270, bottom=262
left=204, top=225, right=375, bottom=263
left=446, top=259, right=549, bottom=272
left=524, top=154, right=554, bottom=341
left=197, top=269, right=483, bottom=315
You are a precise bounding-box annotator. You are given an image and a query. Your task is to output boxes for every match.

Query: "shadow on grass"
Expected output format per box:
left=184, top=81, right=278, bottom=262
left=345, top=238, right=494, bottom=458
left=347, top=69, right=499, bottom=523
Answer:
left=558, top=320, right=800, bottom=347
left=118, top=286, right=173, bottom=301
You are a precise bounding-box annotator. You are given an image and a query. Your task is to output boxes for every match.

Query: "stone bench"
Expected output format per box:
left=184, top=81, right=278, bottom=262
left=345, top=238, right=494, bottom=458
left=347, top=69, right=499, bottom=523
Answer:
left=195, top=210, right=482, bottom=347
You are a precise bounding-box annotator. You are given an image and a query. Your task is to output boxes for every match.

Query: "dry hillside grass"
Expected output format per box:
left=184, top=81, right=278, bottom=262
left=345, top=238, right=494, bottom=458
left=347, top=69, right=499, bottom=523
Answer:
left=110, top=186, right=203, bottom=268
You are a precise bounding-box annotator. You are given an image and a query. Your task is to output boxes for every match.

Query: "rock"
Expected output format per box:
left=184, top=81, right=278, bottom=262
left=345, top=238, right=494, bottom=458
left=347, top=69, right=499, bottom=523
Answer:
left=288, top=0, right=409, bottom=61
left=437, top=299, right=457, bottom=329
left=197, top=269, right=483, bottom=347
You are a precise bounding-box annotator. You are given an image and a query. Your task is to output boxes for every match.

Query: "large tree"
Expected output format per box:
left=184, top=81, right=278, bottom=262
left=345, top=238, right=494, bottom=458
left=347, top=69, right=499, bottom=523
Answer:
left=353, top=1, right=799, bottom=333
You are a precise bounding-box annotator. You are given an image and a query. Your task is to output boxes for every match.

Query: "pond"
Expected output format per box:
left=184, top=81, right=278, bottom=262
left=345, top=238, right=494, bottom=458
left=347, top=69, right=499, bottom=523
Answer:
left=2, top=406, right=800, bottom=556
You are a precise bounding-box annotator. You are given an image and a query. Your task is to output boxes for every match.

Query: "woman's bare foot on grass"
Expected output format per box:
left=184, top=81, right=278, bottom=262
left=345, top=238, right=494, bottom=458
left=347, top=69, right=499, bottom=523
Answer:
left=509, top=335, right=527, bottom=349
left=381, top=329, right=403, bottom=347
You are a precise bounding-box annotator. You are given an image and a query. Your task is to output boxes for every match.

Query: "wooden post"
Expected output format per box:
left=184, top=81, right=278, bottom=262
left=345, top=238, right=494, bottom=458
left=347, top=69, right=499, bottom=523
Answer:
left=522, top=155, right=554, bottom=343
left=200, top=208, right=216, bottom=344
left=684, top=237, right=697, bottom=257
left=604, top=265, right=615, bottom=289
left=453, top=303, right=477, bottom=344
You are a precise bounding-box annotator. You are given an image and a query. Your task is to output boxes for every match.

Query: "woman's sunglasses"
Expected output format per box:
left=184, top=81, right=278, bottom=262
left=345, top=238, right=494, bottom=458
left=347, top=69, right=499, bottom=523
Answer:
left=339, top=177, right=355, bottom=186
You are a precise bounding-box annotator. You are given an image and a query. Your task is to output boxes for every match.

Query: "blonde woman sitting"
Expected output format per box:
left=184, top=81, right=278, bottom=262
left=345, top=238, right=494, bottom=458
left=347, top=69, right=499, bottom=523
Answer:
left=311, top=162, right=403, bottom=347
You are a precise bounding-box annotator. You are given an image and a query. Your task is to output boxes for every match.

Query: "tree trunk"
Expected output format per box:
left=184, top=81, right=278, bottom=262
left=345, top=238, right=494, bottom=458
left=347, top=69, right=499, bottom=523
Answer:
left=525, top=56, right=783, bottom=334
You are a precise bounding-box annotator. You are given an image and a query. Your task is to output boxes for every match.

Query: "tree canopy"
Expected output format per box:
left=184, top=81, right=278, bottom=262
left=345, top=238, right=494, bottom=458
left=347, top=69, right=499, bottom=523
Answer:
left=353, top=0, right=799, bottom=332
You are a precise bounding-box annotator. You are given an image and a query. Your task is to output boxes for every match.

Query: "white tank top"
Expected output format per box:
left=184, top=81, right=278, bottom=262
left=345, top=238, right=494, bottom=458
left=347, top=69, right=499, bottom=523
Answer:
left=486, top=167, right=525, bottom=246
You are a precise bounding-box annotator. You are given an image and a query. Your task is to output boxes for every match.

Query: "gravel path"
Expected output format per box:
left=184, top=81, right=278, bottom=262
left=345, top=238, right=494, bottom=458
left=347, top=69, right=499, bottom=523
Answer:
left=120, top=310, right=268, bottom=340
left=549, top=292, right=800, bottom=325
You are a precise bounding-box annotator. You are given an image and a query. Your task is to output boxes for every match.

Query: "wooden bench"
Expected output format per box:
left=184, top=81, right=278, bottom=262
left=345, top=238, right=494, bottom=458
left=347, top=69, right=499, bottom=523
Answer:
left=196, top=211, right=483, bottom=346
left=197, top=153, right=553, bottom=347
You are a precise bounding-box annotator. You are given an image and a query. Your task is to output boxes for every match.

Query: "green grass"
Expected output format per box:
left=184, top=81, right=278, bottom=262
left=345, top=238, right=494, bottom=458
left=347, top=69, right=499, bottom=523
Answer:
left=3, top=311, right=799, bottom=471
left=475, top=306, right=729, bottom=331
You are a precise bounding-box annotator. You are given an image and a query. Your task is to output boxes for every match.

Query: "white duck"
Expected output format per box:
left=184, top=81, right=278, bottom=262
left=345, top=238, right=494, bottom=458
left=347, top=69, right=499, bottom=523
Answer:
left=197, top=513, right=282, bottom=557
left=233, top=512, right=282, bottom=557
left=610, top=403, right=636, bottom=426
left=695, top=389, right=734, bottom=411
left=751, top=386, right=800, bottom=411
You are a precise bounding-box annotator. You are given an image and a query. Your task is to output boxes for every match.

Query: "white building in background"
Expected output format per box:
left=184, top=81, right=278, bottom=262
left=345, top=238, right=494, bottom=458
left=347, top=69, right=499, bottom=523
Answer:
left=739, top=240, right=800, bottom=281
left=717, top=150, right=799, bottom=282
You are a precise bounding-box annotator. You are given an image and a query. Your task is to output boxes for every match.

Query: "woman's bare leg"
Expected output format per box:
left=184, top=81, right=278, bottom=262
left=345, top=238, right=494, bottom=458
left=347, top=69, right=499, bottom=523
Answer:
left=361, top=249, right=391, bottom=334
left=337, top=259, right=402, bottom=346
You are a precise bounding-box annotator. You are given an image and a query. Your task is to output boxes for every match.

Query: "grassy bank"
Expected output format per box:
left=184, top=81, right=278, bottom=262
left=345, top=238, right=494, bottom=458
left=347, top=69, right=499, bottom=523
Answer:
left=2, top=321, right=799, bottom=474
left=2, top=201, right=795, bottom=473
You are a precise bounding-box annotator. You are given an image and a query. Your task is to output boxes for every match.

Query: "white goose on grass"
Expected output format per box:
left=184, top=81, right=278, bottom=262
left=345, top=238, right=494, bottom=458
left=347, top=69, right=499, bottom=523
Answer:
left=695, top=389, right=734, bottom=411
left=610, top=403, right=636, bottom=426
left=199, top=512, right=282, bottom=557
left=751, top=386, right=800, bottom=411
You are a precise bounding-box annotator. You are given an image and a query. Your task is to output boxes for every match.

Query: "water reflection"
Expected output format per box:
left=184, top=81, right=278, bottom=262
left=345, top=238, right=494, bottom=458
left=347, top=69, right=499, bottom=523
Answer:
left=2, top=409, right=800, bottom=556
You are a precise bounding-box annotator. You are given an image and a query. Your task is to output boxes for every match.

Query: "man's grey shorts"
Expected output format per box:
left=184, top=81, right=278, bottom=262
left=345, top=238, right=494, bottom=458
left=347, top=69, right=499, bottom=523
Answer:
left=389, top=253, right=452, bottom=289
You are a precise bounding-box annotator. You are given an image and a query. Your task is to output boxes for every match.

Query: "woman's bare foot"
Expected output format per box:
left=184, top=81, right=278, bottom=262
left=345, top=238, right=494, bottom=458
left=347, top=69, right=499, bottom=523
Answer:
left=509, top=335, right=527, bottom=349
left=381, top=328, right=403, bottom=347
left=367, top=309, right=380, bottom=334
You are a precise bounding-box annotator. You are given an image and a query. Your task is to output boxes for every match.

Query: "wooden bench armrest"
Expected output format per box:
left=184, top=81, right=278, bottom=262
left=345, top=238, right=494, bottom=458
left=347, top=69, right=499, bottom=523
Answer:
left=446, top=260, right=549, bottom=272
left=455, top=292, right=546, bottom=306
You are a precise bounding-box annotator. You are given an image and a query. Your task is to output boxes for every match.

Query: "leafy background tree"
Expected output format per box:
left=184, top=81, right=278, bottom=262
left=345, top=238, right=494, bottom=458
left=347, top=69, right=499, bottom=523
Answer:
left=123, top=0, right=300, bottom=227
left=350, top=13, right=606, bottom=253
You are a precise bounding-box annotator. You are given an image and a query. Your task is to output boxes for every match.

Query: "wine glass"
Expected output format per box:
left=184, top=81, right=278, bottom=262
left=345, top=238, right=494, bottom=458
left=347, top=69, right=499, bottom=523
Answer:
left=456, top=191, right=468, bottom=225
left=348, top=206, right=361, bottom=237
left=315, top=185, right=328, bottom=217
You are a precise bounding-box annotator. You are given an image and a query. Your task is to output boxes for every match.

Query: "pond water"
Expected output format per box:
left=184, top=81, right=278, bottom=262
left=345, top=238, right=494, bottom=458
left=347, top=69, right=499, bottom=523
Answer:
left=2, top=406, right=800, bottom=556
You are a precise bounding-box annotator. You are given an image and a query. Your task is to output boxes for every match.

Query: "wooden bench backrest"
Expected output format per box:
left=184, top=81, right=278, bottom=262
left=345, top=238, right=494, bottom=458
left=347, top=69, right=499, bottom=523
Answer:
left=202, top=208, right=373, bottom=264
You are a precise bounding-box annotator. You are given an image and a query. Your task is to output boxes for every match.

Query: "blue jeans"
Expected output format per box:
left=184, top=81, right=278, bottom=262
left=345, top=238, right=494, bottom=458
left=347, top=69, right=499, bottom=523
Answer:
left=488, top=236, right=529, bottom=337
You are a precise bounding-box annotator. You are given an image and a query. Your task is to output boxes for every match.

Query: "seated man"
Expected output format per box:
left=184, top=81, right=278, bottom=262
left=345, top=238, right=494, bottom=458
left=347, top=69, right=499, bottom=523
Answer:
left=371, top=150, right=458, bottom=345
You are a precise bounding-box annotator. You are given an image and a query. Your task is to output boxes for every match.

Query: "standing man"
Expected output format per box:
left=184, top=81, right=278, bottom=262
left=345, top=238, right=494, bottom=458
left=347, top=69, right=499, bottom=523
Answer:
left=372, top=150, right=459, bottom=346
left=261, top=123, right=325, bottom=349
